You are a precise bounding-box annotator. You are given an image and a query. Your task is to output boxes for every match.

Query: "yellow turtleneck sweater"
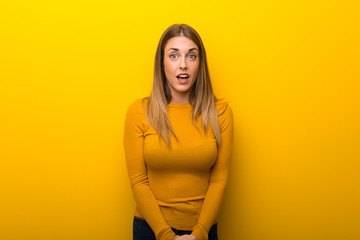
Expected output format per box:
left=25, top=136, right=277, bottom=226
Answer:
left=123, top=97, right=233, bottom=240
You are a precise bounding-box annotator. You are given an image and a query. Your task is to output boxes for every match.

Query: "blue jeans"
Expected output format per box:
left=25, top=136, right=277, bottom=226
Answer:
left=133, top=216, right=218, bottom=240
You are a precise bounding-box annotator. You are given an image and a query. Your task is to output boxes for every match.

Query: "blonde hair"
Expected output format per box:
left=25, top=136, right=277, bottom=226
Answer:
left=146, top=23, right=222, bottom=148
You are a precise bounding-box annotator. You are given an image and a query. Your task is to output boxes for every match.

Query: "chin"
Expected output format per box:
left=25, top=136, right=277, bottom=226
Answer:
left=175, top=87, right=191, bottom=93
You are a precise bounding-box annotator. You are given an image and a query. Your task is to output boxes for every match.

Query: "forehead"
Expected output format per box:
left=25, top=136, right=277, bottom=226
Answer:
left=165, top=36, right=198, bottom=50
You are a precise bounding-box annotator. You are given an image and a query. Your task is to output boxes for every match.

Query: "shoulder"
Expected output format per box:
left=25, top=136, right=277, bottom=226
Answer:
left=215, top=98, right=233, bottom=117
left=215, top=98, right=233, bottom=132
left=125, top=97, right=149, bottom=118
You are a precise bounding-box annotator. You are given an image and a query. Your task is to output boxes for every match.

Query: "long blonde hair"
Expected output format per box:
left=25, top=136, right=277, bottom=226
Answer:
left=146, top=24, right=222, bottom=148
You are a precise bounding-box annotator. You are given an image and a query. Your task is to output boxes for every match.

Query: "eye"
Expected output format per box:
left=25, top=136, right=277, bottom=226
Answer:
left=170, top=54, right=177, bottom=59
left=189, top=54, right=197, bottom=59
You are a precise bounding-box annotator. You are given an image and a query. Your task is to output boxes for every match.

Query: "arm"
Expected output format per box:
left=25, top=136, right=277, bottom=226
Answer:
left=192, top=103, right=234, bottom=240
left=123, top=100, right=176, bottom=240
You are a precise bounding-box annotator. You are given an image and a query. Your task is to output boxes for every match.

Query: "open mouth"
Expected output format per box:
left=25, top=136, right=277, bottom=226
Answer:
left=176, top=74, right=190, bottom=80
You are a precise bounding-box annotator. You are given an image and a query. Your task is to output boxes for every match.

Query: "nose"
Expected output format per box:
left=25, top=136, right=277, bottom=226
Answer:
left=180, top=57, right=187, bottom=69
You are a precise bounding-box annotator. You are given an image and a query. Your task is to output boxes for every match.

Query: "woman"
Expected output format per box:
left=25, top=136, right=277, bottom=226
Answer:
left=123, top=24, right=234, bottom=240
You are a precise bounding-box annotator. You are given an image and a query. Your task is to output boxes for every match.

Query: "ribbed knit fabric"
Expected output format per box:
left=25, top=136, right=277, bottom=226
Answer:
left=123, top=97, right=233, bottom=240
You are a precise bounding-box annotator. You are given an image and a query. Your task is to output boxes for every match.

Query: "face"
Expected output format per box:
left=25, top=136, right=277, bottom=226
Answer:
left=163, top=36, right=200, bottom=102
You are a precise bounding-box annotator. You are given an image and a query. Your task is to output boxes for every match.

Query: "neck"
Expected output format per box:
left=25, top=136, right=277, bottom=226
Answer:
left=169, top=92, right=190, bottom=104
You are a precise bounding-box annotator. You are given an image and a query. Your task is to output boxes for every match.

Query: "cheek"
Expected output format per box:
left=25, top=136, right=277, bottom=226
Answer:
left=164, top=60, right=175, bottom=73
left=163, top=62, right=170, bottom=76
left=193, top=62, right=200, bottom=73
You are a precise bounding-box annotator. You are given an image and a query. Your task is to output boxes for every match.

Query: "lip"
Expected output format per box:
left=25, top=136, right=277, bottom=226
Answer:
left=177, top=77, right=189, bottom=84
left=176, top=72, right=189, bottom=77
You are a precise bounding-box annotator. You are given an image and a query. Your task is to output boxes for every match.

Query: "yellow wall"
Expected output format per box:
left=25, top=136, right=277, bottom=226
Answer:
left=1, top=0, right=359, bottom=239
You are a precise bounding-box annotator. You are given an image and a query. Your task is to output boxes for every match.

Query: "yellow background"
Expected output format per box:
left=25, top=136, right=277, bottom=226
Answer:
left=1, top=0, right=359, bottom=239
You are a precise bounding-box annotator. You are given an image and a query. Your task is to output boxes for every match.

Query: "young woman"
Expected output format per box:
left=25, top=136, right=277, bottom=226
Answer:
left=123, top=23, right=234, bottom=240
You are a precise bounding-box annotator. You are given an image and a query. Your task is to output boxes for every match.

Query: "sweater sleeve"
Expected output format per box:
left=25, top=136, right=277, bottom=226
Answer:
left=123, top=99, right=176, bottom=240
left=192, top=102, right=234, bottom=240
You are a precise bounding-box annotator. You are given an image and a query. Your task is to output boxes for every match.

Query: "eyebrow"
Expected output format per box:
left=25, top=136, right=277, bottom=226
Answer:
left=168, top=48, right=198, bottom=52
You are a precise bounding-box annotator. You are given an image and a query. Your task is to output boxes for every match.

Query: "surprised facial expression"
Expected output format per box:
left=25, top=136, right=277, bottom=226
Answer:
left=163, top=36, right=200, bottom=101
